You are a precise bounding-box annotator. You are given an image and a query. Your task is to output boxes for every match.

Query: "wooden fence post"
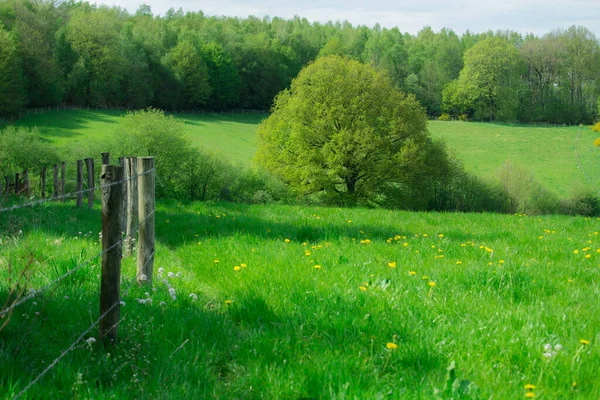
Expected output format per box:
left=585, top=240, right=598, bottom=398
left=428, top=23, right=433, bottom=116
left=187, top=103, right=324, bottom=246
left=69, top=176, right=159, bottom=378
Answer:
left=99, top=164, right=124, bottom=345
left=53, top=164, right=59, bottom=198
left=41, top=167, right=46, bottom=199
left=60, top=161, right=66, bottom=201
left=137, top=157, right=155, bottom=284
left=119, top=157, right=126, bottom=235
left=23, top=169, right=29, bottom=197
left=124, top=157, right=138, bottom=256
left=85, top=158, right=94, bottom=209
left=76, top=160, right=83, bottom=208
left=102, top=152, right=110, bottom=165
left=15, top=173, right=20, bottom=196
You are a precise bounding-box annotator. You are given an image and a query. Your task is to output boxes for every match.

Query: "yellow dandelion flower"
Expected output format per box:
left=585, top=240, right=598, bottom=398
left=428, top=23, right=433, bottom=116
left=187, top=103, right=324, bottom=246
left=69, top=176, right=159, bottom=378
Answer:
left=386, top=342, right=398, bottom=350
left=284, top=238, right=290, bottom=243
left=348, top=220, right=352, bottom=223
left=388, top=261, right=397, bottom=268
left=423, top=234, right=428, bottom=237
left=225, top=300, right=232, bottom=306
left=215, top=215, right=220, bottom=219
left=573, top=250, right=579, bottom=254
left=305, top=251, right=311, bottom=256
left=579, top=339, right=590, bottom=345
left=233, top=266, right=241, bottom=271
left=314, top=265, right=321, bottom=269
left=422, top=275, right=429, bottom=280
left=214, top=259, right=219, bottom=264
left=409, top=271, right=417, bottom=275
left=438, top=234, right=444, bottom=238
left=524, top=384, right=536, bottom=390
left=394, top=235, right=401, bottom=240
left=428, top=281, right=436, bottom=287
left=403, top=242, right=408, bottom=247
left=525, top=392, right=535, bottom=398
left=359, top=286, right=367, bottom=291
left=585, top=254, right=591, bottom=259
left=456, top=261, right=462, bottom=265
left=460, top=243, right=467, bottom=247
left=568, top=279, right=574, bottom=283
left=240, top=263, right=247, bottom=268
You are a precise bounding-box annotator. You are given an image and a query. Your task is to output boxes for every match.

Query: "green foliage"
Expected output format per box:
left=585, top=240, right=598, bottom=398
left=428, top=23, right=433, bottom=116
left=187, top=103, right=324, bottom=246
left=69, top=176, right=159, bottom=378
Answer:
left=496, top=161, right=560, bottom=214
left=163, top=40, right=212, bottom=108
left=201, top=42, right=240, bottom=109
left=257, top=56, right=431, bottom=206
left=592, top=122, right=600, bottom=133
left=0, top=25, right=24, bottom=115
left=0, top=126, right=59, bottom=175
left=443, top=37, right=522, bottom=121
left=438, top=113, right=451, bottom=121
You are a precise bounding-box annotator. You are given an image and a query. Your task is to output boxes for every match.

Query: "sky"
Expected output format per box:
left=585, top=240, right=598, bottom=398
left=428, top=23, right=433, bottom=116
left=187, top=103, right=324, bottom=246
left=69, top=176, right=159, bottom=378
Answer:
left=96, top=0, right=600, bottom=37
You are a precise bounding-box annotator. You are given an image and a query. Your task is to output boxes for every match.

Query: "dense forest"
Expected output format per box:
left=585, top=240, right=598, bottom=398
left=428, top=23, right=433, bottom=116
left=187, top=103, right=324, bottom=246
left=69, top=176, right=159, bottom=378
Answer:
left=0, top=0, right=599, bottom=123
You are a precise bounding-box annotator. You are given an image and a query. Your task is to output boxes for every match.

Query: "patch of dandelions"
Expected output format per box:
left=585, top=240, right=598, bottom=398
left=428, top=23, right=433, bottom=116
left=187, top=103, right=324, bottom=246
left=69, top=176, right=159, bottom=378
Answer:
left=543, top=343, right=563, bottom=359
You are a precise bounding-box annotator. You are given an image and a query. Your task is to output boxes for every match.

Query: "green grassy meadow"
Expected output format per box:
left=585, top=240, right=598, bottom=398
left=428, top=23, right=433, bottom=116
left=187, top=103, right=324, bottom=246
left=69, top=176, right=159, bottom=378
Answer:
left=10, top=110, right=600, bottom=197
left=1, top=200, right=600, bottom=398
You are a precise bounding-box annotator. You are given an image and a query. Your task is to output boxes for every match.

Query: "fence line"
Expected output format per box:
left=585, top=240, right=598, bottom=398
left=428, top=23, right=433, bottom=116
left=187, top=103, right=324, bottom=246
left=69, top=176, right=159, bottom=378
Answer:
left=0, top=168, right=154, bottom=214
left=12, top=252, right=154, bottom=400
left=0, top=209, right=155, bottom=319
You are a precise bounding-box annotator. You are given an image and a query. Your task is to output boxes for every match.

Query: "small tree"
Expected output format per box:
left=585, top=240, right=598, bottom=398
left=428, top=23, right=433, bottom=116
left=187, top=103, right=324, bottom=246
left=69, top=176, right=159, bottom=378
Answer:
left=256, top=56, right=435, bottom=206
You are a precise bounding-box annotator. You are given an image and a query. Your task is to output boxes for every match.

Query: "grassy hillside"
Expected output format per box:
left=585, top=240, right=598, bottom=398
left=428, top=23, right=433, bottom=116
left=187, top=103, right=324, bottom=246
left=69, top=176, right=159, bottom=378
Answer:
left=2, top=200, right=600, bottom=398
left=428, top=121, right=600, bottom=197
left=10, top=110, right=600, bottom=196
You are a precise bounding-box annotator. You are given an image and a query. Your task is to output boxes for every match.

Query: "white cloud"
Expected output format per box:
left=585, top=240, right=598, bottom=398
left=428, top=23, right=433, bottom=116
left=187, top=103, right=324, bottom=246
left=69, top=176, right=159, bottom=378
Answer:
left=94, top=0, right=600, bottom=36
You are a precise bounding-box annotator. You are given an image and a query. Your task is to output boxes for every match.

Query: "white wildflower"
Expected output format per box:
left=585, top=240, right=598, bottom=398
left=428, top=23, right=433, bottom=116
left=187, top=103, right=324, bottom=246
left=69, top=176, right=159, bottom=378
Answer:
left=168, top=272, right=175, bottom=278
left=189, top=293, right=198, bottom=300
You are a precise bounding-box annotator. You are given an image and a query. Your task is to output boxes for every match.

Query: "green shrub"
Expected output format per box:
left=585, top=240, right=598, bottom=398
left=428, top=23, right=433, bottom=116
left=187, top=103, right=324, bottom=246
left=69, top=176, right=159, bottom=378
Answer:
left=560, top=187, right=600, bottom=216
left=438, top=113, right=451, bottom=121
left=458, top=114, right=469, bottom=121
left=496, top=161, right=560, bottom=214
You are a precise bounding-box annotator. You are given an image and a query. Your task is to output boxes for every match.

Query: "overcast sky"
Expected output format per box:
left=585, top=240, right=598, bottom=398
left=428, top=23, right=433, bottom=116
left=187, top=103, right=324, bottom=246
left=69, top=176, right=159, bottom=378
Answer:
left=96, top=0, right=600, bottom=37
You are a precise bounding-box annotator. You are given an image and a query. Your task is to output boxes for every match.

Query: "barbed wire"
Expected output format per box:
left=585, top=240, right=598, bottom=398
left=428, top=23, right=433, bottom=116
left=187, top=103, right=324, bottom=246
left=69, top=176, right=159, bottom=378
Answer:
left=12, top=251, right=155, bottom=400
left=0, top=208, right=156, bottom=318
left=0, top=168, right=155, bottom=214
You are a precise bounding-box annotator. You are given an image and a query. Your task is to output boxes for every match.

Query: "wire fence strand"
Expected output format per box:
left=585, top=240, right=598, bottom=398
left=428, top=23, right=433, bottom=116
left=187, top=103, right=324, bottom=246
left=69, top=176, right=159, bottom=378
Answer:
left=0, top=208, right=156, bottom=318
left=0, top=168, right=155, bottom=214
left=12, top=251, right=155, bottom=400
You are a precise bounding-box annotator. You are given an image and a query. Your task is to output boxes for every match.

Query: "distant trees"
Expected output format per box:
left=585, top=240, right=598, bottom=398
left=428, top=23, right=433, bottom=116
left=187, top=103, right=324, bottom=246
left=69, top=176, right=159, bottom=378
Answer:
left=0, top=0, right=598, bottom=123
left=443, top=37, right=522, bottom=121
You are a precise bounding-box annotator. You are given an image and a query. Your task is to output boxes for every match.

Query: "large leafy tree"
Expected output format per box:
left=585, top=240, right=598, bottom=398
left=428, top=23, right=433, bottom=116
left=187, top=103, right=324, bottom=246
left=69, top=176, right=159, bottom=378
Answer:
left=256, top=56, right=432, bottom=205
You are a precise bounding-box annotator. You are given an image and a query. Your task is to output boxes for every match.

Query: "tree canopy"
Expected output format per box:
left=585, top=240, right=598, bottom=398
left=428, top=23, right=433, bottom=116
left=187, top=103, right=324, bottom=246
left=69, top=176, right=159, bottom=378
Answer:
left=0, top=0, right=598, bottom=123
left=256, top=56, right=434, bottom=205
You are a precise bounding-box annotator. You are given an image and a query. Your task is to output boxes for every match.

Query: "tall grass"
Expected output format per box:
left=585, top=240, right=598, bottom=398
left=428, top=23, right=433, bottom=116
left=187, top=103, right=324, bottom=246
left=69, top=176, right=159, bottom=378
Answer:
left=1, top=201, right=599, bottom=398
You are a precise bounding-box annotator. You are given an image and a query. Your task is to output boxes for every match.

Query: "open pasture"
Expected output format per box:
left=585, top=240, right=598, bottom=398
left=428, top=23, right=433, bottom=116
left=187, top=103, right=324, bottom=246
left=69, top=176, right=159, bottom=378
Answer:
left=1, top=201, right=599, bottom=398
left=10, top=110, right=600, bottom=197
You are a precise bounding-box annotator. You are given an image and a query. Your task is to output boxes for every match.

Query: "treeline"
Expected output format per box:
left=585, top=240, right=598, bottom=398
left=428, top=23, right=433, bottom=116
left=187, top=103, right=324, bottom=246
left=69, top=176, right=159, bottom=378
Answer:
left=1, top=0, right=599, bottom=123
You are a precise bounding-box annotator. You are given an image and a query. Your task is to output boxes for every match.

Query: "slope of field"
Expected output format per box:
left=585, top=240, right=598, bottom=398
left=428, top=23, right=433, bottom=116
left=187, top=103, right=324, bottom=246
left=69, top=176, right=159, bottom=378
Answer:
left=2, top=200, right=600, bottom=398
left=428, top=120, right=600, bottom=197
left=11, top=110, right=600, bottom=196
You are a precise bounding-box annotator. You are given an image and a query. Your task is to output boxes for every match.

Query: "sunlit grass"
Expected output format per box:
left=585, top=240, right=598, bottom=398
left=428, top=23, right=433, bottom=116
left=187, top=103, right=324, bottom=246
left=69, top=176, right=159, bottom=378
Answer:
left=1, top=201, right=599, bottom=398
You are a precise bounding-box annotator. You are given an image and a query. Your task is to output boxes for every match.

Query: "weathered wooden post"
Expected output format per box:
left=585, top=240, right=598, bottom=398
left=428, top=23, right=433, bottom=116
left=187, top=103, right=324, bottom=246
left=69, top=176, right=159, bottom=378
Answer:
left=41, top=167, right=47, bottom=198
left=99, top=164, right=124, bottom=345
left=76, top=160, right=83, bottom=208
left=53, top=164, right=59, bottom=198
left=102, top=152, right=110, bottom=165
left=85, top=158, right=94, bottom=209
left=137, top=157, right=155, bottom=284
left=14, top=173, right=20, bottom=196
left=23, top=169, right=29, bottom=197
left=124, top=157, right=138, bottom=256
left=119, top=157, right=126, bottom=235
left=60, top=161, right=66, bottom=201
